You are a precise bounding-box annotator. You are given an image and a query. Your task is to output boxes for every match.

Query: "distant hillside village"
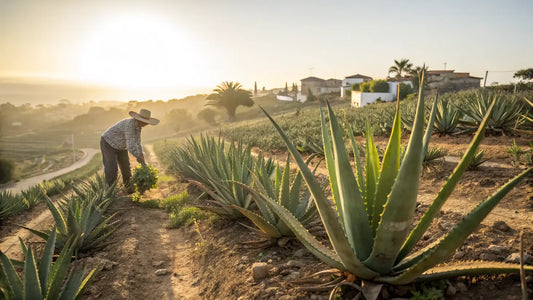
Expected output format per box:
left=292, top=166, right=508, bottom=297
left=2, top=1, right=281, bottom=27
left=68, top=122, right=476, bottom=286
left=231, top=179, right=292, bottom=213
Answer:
left=273, top=69, right=482, bottom=107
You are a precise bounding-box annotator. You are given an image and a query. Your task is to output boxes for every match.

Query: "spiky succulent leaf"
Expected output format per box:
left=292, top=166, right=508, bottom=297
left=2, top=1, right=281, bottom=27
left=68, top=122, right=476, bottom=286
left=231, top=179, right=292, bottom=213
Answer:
left=388, top=167, right=532, bottom=284
left=326, top=102, right=373, bottom=260
left=260, top=105, right=378, bottom=279
left=397, top=99, right=496, bottom=262
left=365, top=72, right=428, bottom=274
left=372, top=98, right=402, bottom=233
left=231, top=204, right=282, bottom=238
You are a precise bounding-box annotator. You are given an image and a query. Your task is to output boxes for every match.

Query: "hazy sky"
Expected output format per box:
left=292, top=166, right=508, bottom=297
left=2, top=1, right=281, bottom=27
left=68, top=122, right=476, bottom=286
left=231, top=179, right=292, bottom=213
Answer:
left=1, top=0, right=532, bottom=102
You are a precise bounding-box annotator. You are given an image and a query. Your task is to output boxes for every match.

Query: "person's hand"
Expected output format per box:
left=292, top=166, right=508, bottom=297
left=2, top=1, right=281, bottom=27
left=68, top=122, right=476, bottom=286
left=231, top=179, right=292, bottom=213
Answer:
left=137, top=156, right=146, bottom=165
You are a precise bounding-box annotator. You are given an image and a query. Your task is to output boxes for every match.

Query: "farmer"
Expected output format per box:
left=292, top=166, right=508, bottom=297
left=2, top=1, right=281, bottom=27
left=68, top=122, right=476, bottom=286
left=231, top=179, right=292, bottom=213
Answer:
left=100, top=109, right=159, bottom=191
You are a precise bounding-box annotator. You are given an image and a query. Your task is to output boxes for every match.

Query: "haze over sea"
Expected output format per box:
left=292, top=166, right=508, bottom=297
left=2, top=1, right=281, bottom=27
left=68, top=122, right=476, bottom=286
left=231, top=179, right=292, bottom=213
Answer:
left=0, top=77, right=211, bottom=105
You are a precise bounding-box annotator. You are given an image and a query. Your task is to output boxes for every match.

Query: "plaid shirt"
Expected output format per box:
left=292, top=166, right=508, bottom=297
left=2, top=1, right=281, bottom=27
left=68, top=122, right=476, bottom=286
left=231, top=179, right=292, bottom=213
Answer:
left=102, top=118, right=143, bottom=158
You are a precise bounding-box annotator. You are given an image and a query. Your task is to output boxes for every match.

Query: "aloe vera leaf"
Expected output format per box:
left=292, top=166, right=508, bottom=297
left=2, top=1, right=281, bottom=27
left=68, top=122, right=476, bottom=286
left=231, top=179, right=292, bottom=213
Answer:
left=0, top=249, right=23, bottom=299
left=326, top=102, right=373, bottom=260
left=365, top=73, right=427, bottom=274
left=231, top=204, right=282, bottom=238
left=321, top=109, right=343, bottom=226
left=47, top=238, right=78, bottom=299
left=364, top=126, right=380, bottom=220
left=259, top=189, right=345, bottom=270
left=278, top=156, right=292, bottom=209
left=23, top=247, right=43, bottom=299
left=59, top=268, right=85, bottom=300
left=38, top=228, right=57, bottom=295
left=387, top=167, right=532, bottom=284
left=422, top=91, right=439, bottom=159
left=397, top=99, right=496, bottom=262
left=45, top=196, right=68, bottom=234
left=261, top=106, right=377, bottom=279
left=289, top=169, right=304, bottom=215
left=348, top=127, right=365, bottom=198
left=379, top=261, right=533, bottom=284
left=372, top=97, right=402, bottom=234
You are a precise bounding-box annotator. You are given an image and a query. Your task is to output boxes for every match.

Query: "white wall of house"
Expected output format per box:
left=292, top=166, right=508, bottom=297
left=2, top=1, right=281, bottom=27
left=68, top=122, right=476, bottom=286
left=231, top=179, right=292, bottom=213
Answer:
left=351, top=92, right=394, bottom=108
left=341, top=78, right=365, bottom=98
left=277, top=93, right=307, bottom=103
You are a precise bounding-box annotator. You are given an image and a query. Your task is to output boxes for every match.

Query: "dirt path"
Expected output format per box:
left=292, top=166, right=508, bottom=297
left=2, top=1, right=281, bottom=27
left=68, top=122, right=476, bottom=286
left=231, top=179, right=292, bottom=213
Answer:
left=0, top=148, right=99, bottom=193
left=83, top=144, right=202, bottom=299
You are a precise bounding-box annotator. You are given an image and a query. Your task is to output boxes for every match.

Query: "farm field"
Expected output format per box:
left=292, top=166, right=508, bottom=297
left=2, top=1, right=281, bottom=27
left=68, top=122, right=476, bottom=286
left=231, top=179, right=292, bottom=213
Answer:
left=1, top=89, right=532, bottom=299
left=2, top=136, right=531, bottom=299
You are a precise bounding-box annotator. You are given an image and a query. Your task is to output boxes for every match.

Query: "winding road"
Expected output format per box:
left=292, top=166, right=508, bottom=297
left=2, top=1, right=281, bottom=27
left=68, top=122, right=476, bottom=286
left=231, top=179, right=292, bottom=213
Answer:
left=0, top=148, right=100, bottom=194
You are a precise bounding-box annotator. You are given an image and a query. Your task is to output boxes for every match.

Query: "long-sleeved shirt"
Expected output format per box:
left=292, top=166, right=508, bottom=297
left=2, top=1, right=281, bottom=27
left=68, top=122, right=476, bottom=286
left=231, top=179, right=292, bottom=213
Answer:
left=102, top=118, right=143, bottom=158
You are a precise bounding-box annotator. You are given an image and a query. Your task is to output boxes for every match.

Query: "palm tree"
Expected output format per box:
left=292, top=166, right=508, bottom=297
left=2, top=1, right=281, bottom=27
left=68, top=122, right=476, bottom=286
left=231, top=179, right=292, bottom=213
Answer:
left=206, top=81, right=254, bottom=122
left=409, top=65, right=429, bottom=91
left=388, top=58, right=413, bottom=79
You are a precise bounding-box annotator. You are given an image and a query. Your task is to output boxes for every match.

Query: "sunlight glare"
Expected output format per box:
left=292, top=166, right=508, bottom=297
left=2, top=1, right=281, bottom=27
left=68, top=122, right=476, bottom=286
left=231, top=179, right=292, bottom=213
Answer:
left=77, top=14, right=203, bottom=89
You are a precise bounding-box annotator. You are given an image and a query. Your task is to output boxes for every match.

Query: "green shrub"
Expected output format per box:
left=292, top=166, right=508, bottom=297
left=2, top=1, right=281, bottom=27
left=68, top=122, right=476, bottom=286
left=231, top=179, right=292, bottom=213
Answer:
left=197, top=108, right=218, bottom=125
left=372, top=80, right=389, bottom=93
left=168, top=206, right=204, bottom=228
left=351, top=83, right=361, bottom=91
left=398, top=83, right=413, bottom=100
left=162, top=192, right=190, bottom=212
left=0, top=158, right=15, bottom=184
left=131, top=164, right=158, bottom=194
left=360, top=82, right=371, bottom=92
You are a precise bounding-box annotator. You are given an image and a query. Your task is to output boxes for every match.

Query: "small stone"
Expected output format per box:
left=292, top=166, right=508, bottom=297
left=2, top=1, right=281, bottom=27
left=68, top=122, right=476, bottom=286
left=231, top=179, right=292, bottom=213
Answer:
left=251, top=262, right=269, bottom=281
left=488, top=245, right=507, bottom=254
left=267, top=259, right=273, bottom=263
left=479, top=252, right=497, bottom=261
left=152, top=260, right=165, bottom=268
left=285, top=271, right=300, bottom=280
left=240, top=256, right=249, bottom=263
left=453, top=251, right=465, bottom=259
left=191, top=278, right=201, bottom=286
left=293, top=248, right=308, bottom=258
left=505, top=252, right=533, bottom=264
left=446, top=285, right=457, bottom=296
left=277, top=237, right=291, bottom=247
left=286, top=260, right=304, bottom=268
left=154, top=269, right=168, bottom=276
left=492, top=221, right=512, bottom=232
left=455, top=282, right=468, bottom=293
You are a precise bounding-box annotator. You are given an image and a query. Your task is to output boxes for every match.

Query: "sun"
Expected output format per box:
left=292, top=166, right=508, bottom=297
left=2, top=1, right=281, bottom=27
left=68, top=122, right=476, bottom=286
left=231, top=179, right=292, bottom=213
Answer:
left=77, top=13, right=203, bottom=89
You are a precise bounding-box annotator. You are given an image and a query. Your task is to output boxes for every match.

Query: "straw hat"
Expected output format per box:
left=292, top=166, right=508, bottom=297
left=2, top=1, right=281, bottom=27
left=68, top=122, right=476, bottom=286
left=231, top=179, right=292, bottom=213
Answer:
left=129, top=109, right=159, bottom=125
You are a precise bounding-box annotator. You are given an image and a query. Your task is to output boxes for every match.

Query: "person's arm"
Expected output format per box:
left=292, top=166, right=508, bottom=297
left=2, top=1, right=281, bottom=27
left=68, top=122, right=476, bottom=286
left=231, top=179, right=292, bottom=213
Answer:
left=126, top=120, right=145, bottom=164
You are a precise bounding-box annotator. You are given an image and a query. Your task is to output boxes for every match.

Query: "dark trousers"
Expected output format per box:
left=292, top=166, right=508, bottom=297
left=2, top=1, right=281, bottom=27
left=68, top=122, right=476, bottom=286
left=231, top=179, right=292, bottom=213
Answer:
left=100, top=137, right=131, bottom=187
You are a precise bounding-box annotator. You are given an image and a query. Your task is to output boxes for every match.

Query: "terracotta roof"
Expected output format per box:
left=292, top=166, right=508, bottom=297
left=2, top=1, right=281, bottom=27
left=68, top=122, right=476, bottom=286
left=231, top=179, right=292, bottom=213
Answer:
left=300, top=76, right=325, bottom=82
left=427, top=70, right=455, bottom=74
left=345, top=74, right=373, bottom=79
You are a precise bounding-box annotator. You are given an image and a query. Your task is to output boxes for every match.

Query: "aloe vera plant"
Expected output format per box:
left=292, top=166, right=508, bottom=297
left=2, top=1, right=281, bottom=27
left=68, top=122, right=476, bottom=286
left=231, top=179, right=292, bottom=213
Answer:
left=258, top=74, right=533, bottom=284
left=460, top=91, right=524, bottom=134
left=233, top=156, right=317, bottom=238
left=434, top=98, right=461, bottom=135
left=0, top=190, right=25, bottom=221
left=24, top=175, right=119, bottom=255
left=169, top=135, right=274, bottom=218
left=0, top=230, right=97, bottom=300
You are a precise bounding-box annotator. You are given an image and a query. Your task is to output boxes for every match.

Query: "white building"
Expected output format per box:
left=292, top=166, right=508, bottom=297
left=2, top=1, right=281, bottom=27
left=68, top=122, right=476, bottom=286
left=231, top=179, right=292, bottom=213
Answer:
left=341, top=74, right=373, bottom=98
left=351, top=80, right=413, bottom=108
